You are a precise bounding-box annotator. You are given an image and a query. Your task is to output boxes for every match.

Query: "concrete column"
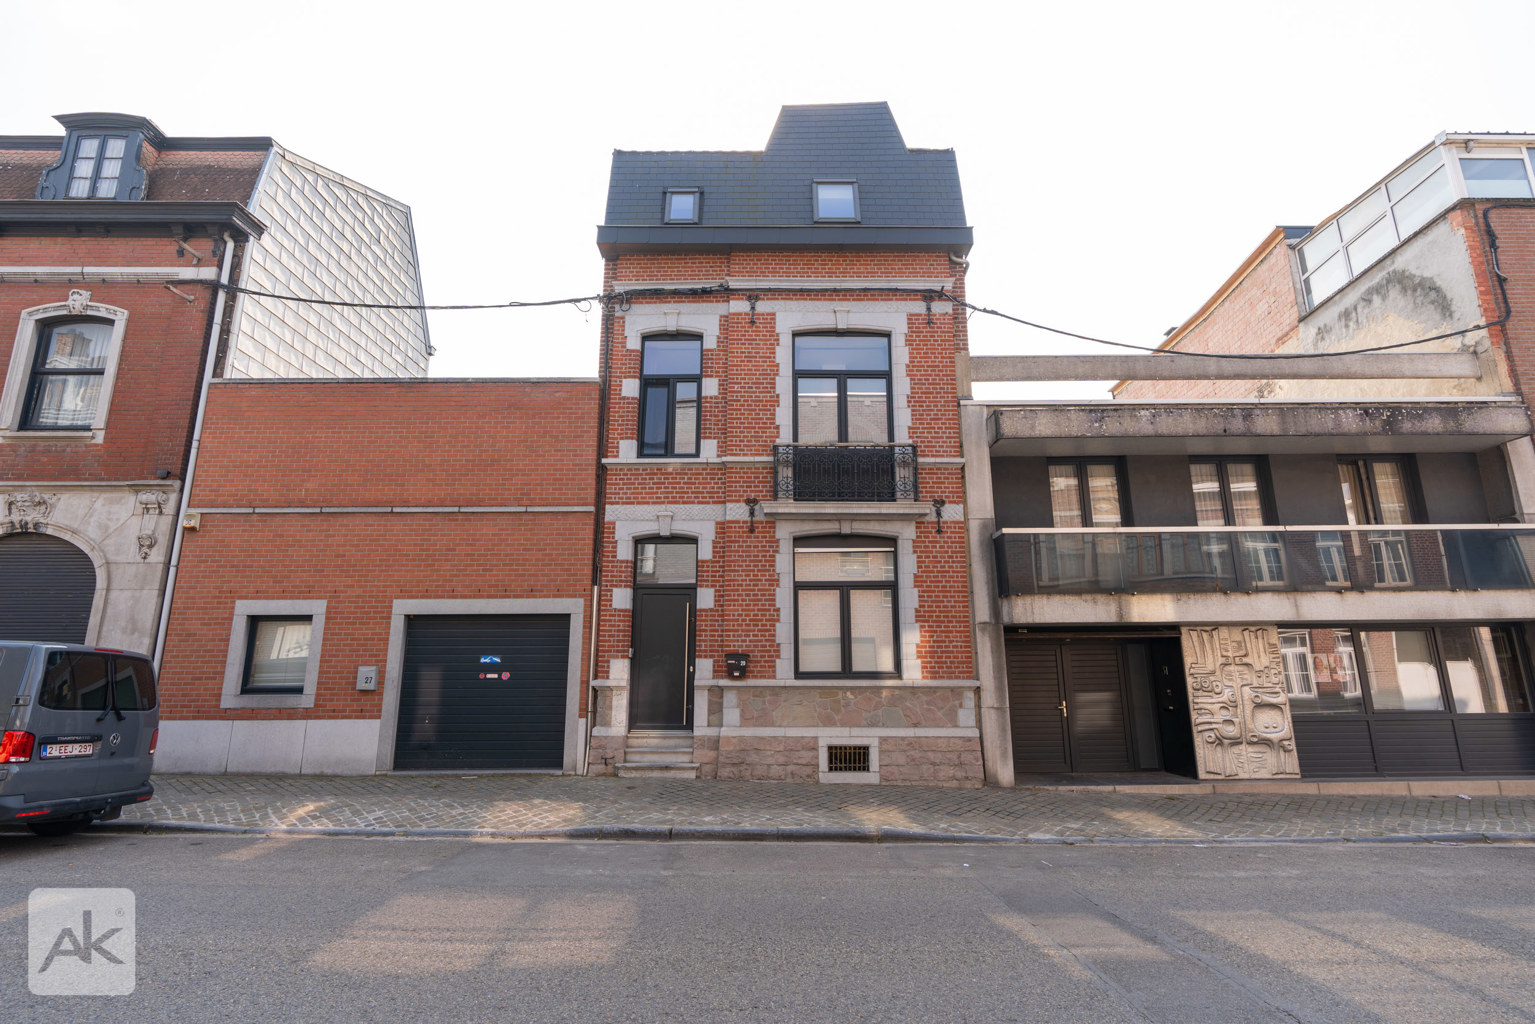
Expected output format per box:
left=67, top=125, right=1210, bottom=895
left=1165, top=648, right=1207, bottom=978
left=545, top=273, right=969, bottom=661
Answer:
left=961, top=404, right=1014, bottom=786
left=1502, top=437, right=1535, bottom=523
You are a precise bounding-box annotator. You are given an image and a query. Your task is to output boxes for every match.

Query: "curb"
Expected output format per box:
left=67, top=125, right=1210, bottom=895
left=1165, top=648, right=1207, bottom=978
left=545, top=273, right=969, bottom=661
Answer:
left=88, top=820, right=1535, bottom=846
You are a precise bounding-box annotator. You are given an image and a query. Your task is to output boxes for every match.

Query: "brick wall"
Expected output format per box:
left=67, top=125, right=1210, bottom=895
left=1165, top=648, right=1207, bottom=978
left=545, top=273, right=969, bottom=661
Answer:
left=1115, top=230, right=1300, bottom=401
left=1463, top=201, right=1535, bottom=402
left=0, top=235, right=218, bottom=481
left=162, top=377, right=601, bottom=723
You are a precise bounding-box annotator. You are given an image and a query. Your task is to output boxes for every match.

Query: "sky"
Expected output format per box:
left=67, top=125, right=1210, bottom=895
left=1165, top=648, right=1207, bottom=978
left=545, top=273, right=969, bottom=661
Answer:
left=4, top=1, right=1534, bottom=399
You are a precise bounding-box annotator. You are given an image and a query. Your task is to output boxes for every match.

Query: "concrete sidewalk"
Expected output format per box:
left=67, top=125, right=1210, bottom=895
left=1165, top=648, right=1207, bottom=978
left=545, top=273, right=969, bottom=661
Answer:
left=65, top=772, right=1535, bottom=844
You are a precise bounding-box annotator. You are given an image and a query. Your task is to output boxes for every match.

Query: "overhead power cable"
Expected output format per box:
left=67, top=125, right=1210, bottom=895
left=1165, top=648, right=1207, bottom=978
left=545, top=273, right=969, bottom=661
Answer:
left=206, top=281, right=1504, bottom=362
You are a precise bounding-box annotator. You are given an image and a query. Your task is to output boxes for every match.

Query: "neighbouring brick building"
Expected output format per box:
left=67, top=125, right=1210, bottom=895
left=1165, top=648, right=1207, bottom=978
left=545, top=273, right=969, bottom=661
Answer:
left=967, top=133, right=1535, bottom=784
left=154, top=379, right=599, bottom=775
left=0, top=112, right=429, bottom=676
left=585, top=103, right=982, bottom=783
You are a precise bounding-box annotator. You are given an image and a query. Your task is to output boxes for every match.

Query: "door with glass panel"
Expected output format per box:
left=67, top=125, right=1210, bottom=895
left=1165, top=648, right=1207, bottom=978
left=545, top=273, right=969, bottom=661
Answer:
left=1189, top=460, right=1282, bottom=587
left=1043, top=461, right=1124, bottom=587
left=630, top=539, right=697, bottom=730
left=1337, top=458, right=1419, bottom=586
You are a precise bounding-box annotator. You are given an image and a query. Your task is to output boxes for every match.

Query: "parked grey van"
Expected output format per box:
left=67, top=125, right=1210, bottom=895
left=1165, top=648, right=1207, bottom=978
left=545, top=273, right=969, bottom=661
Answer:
left=0, top=642, right=157, bottom=836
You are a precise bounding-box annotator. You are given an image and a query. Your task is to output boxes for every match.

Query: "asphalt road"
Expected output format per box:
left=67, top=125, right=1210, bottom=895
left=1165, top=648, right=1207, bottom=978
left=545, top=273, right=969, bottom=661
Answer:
left=2, top=831, right=1533, bottom=1023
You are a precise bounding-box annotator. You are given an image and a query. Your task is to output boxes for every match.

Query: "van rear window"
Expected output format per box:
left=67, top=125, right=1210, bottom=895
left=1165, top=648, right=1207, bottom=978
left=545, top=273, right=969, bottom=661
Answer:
left=38, top=652, right=112, bottom=711
left=114, top=657, right=158, bottom=710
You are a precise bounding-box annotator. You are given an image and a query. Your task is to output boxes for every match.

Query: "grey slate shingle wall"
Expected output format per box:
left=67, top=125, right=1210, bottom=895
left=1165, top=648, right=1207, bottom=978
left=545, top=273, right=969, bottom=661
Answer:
left=603, top=102, right=966, bottom=228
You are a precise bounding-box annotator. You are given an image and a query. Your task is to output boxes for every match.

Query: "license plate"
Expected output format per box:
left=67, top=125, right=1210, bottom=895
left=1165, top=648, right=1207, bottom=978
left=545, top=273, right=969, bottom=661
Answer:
left=41, top=742, right=95, bottom=759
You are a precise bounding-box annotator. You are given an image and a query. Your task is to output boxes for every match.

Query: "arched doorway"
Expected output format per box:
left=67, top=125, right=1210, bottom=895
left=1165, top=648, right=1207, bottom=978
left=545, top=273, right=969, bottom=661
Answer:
left=0, top=533, right=96, bottom=642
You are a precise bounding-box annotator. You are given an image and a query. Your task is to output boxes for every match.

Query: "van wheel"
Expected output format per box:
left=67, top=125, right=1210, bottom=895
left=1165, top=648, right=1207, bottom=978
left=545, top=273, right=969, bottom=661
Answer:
left=27, top=817, right=89, bottom=837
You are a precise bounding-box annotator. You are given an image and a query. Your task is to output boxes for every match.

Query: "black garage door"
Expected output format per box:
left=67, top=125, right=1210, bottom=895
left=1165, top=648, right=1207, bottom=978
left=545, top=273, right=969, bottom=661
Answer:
left=0, top=533, right=95, bottom=643
left=394, top=615, right=569, bottom=770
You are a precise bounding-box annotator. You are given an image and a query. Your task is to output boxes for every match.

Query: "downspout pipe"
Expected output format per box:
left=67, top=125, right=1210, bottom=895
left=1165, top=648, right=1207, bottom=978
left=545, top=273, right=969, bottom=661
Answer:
left=583, top=288, right=616, bottom=773
left=152, top=231, right=236, bottom=671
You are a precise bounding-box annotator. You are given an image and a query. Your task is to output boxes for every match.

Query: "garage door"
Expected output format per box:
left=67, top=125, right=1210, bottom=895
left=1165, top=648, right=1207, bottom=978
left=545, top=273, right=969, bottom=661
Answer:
left=394, top=614, right=569, bottom=770
left=0, top=534, right=95, bottom=643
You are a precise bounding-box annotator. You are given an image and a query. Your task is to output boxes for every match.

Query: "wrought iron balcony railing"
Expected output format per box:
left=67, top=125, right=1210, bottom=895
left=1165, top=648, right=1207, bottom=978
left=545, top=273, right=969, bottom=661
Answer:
left=993, top=526, right=1535, bottom=597
left=773, top=443, right=919, bottom=502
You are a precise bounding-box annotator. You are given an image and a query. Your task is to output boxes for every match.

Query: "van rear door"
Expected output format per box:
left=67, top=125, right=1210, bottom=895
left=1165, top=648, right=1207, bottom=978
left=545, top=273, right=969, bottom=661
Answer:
left=98, top=655, right=157, bottom=793
left=24, top=650, right=110, bottom=803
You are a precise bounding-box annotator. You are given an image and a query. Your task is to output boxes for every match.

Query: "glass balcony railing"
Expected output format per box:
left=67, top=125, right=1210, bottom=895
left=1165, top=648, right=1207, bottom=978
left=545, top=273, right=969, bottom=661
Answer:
left=993, top=527, right=1535, bottom=597
left=773, top=443, right=919, bottom=502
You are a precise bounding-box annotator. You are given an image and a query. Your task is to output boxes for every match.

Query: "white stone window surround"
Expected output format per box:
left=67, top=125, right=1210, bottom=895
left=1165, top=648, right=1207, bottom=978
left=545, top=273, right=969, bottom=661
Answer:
left=220, top=600, right=327, bottom=710
left=617, top=307, right=723, bottom=460
left=0, top=295, right=130, bottom=442
left=374, top=598, right=587, bottom=773
left=770, top=304, right=929, bottom=445
left=775, top=518, right=921, bottom=682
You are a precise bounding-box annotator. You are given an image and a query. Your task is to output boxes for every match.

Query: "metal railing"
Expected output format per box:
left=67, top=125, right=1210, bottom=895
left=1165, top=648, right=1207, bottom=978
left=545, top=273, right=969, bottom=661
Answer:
left=993, top=525, right=1535, bottom=596
left=773, top=443, right=919, bottom=502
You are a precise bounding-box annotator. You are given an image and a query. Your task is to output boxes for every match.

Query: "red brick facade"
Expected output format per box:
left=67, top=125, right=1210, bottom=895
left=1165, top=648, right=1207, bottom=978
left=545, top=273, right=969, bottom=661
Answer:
left=589, top=249, right=981, bottom=784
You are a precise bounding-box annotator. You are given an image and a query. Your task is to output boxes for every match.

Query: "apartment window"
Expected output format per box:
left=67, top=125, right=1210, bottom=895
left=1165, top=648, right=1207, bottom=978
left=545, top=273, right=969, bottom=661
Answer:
left=1460, top=155, right=1534, bottom=199
left=1279, top=630, right=1317, bottom=698
left=1297, top=148, right=1452, bottom=309
left=1048, top=461, right=1123, bottom=528
left=663, top=188, right=700, bottom=223
left=21, top=320, right=113, bottom=430
left=793, top=334, right=891, bottom=443
left=794, top=535, right=898, bottom=677
left=639, top=334, right=702, bottom=457
left=242, top=617, right=313, bottom=693
left=813, top=181, right=859, bottom=222
left=220, top=599, right=326, bottom=709
left=1190, top=460, right=1282, bottom=584
left=1339, top=457, right=1415, bottom=586
left=67, top=136, right=127, bottom=198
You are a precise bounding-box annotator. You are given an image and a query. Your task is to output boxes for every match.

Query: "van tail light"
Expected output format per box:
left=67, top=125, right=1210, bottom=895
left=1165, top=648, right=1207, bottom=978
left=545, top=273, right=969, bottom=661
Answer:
left=148, top=728, right=158, bottom=756
left=1, top=731, right=35, bottom=763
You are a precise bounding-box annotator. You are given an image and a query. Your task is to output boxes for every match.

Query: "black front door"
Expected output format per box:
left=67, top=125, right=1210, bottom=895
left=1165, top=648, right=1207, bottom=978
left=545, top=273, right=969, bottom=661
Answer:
left=1007, top=639, right=1135, bottom=772
left=631, top=590, right=695, bottom=730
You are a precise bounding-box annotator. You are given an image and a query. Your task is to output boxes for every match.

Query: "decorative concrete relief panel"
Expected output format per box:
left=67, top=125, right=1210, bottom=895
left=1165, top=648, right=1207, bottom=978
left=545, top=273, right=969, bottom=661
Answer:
left=1181, top=625, right=1300, bottom=780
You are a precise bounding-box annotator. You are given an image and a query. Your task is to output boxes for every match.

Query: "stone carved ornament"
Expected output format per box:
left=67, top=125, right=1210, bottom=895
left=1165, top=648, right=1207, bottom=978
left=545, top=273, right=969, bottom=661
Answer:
left=1181, top=625, right=1300, bottom=779
left=136, top=490, right=168, bottom=560
left=67, top=289, right=93, bottom=314
left=4, top=491, right=58, bottom=534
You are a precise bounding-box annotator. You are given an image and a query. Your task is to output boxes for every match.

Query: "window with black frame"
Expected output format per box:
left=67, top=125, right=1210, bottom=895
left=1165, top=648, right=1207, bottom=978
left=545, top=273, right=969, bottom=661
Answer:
left=1190, top=459, right=1283, bottom=586
left=242, top=617, right=313, bottom=694
left=1338, top=457, right=1417, bottom=586
left=23, top=320, right=113, bottom=430
left=793, top=334, right=891, bottom=444
left=639, top=334, right=702, bottom=457
left=794, top=535, right=898, bottom=678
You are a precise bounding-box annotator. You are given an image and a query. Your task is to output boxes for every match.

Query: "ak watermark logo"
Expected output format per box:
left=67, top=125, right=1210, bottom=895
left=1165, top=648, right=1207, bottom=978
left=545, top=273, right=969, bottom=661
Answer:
left=28, top=888, right=136, bottom=995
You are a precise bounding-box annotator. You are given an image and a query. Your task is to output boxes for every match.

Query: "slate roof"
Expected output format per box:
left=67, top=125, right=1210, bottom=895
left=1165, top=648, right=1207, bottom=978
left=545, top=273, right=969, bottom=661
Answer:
left=598, top=102, right=971, bottom=254
left=0, top=136, right=270, bottom=204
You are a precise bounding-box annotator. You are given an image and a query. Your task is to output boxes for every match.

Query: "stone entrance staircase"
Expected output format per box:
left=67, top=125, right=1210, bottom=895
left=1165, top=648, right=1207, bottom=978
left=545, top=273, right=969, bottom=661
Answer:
left=615, top=731, right=699, bottom=779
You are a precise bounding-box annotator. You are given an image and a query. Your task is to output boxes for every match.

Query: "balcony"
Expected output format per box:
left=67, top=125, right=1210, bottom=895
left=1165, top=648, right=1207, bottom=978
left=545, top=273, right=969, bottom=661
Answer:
left=773, top=444, right=919, bottom=503
left=994, top=526, right=1535, bottom=597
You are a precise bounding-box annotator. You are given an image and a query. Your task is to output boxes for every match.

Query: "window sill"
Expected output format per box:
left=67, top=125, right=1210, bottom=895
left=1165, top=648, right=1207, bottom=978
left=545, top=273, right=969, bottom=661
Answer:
left=220, top=692, right=317, bottom=710
left=0, top=428, right=101, bottom=444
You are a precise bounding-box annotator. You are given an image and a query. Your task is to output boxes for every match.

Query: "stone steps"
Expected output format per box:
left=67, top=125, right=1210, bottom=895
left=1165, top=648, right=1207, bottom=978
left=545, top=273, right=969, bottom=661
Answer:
left=615, top=762, right=700, bottom=779
left=619, top=731, right=697, bottom=775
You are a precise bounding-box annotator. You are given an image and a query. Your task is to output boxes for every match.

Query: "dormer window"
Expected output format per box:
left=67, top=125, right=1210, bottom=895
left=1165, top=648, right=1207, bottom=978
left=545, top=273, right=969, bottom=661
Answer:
left=67, top=136, right=127, bottom=198
left=813, top=181, right=859, bottom=222
left=664, top=188, right=700, bottom=223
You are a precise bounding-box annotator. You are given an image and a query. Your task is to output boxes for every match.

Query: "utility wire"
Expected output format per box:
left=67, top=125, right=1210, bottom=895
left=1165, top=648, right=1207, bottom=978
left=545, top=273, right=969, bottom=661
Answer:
left=207, top=280, right=1503, bottom=361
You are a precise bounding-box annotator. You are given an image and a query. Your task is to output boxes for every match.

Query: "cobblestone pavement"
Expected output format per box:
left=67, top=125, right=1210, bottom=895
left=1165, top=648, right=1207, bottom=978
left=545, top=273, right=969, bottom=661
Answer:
left=65, top=773, right=1535, bottom=843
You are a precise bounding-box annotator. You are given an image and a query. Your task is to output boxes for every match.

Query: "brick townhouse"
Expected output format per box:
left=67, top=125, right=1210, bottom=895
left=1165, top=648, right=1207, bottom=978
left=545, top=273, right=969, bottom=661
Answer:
left=966, top=133, right=1535, bottom=784
left=585, top=103, right=982, bottom=783
left=0, top=111, right=430, bottom=770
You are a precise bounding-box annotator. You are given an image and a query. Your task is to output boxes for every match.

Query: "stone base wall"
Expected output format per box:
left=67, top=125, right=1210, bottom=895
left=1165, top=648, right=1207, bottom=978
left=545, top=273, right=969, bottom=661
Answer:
left=732, top=687, right=975, bottom=730
left=879, top=737, right=984, bottom=786
left=694, top=734, right=719, bottom=779
left=587, top=732, right=624, bottom=776
left=716, top=736, right=820, bottom=781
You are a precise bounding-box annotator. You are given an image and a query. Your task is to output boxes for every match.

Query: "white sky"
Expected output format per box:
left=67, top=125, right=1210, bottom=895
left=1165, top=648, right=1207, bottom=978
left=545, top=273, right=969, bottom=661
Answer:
left=5, top=1, right=1533, bottom=399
